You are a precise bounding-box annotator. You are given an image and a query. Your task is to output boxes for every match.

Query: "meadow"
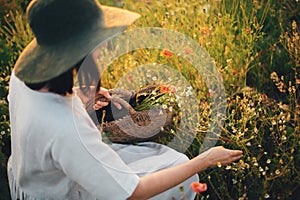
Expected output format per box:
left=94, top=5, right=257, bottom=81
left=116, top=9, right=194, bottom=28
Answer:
left=0, top=0, right=299, bottom=199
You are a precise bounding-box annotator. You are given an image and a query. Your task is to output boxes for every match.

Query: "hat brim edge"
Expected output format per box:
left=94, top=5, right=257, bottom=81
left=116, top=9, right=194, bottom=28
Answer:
left=14, top=5, right=140, bottom=83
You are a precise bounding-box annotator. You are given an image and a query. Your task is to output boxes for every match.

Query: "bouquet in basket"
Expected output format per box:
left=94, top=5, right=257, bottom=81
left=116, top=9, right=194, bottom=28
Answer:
left=86, top=84, right=180, bottom=144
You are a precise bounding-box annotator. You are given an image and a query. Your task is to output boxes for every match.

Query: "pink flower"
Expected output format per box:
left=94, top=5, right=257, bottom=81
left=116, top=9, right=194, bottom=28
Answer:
left=127, top=75, right=133, bottom=82
left=190, top=182, right=207, bottom=193
left=184, top=48, right=193, bottom=55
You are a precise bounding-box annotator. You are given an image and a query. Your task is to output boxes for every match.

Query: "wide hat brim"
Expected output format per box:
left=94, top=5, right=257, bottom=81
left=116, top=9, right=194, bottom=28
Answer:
left=14, top=5, right=140, bottom=83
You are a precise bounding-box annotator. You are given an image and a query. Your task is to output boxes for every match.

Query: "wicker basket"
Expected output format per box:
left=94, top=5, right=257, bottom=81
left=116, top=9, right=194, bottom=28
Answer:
left=86, top=85, right=177, bottom=143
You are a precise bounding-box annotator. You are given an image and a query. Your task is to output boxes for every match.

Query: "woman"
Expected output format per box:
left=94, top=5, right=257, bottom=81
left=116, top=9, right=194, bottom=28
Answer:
left=7, top=0, right=243, bottom=199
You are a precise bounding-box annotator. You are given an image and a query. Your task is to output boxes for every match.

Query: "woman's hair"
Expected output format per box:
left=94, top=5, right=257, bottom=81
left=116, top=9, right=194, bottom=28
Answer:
left=25, top=57, right=101, bottom=95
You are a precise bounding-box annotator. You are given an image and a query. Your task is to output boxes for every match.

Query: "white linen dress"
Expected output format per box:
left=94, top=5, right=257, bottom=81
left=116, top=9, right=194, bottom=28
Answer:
left=7, top=72, right=198, bottom=200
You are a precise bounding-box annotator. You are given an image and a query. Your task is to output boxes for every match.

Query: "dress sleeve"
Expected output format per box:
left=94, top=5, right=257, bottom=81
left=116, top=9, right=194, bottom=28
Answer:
left=51, top=103, right=139, bottom=199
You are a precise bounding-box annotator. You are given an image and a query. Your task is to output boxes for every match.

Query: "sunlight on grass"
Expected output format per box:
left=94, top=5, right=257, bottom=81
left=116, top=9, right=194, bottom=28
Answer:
left=0, top=0, right=299, bottom=199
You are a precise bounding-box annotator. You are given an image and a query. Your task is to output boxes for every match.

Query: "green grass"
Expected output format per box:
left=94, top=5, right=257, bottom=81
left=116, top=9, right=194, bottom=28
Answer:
left=0, top=0, right=299, bottom=199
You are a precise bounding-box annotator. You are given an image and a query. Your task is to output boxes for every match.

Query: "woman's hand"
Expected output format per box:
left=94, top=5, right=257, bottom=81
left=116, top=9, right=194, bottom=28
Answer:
left=198, top=146, right=243, bottom=168
left=93, top=87, right=122, bottom=110
left=74, top=86, right=121, bottom=110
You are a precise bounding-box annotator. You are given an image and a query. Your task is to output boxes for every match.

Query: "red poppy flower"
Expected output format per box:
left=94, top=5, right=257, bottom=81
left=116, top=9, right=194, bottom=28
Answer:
left=161, top=49, right=173, bottom=58
left=200, top=27, right=209, bottom=35
left=160, top=85, right=170, bottom=93
left=160, top=85, right=176, bottom=93
left=233, top=70, right=237, bottom=76
left=262, top=93, right=268, bottom=102
left=190, top=182, right=207, bottom=193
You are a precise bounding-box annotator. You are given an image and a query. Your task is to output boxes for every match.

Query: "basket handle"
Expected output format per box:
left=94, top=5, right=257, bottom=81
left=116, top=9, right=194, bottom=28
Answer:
left=109, top=89, right=135, bottom=98
left=111, top=96, right=136, bottom=115
left=91, top=88, right=135, bottom=103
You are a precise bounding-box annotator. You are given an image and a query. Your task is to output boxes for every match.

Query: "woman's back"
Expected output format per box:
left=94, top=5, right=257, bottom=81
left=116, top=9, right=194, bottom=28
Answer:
left=8, top=72, right=141, bottom=199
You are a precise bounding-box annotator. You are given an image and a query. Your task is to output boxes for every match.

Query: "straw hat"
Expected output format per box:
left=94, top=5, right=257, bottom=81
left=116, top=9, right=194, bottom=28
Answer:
left=14, top=0, right=140, bottom=83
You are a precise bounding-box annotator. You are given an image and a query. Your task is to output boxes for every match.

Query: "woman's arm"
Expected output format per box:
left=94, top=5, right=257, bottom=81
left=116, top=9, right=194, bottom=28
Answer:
left=128, top=146, right=243, bottom=200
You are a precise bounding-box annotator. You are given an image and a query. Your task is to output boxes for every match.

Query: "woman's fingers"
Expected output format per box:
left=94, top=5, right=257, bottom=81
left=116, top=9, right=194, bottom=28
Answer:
left=222, top=149, right=243, bottom=165
left=99, top=87, right=122, bottom=110
left=201, top=146, right=244, bottom=167
left=93, top=100, right=122, bottom=110
left=93, top=87, right=122, bottom=110
left=230, top=149, right=243, bottom=157
left=94, top=88, right=110, bottom=110
left=228, top=154, right=243, bottom=164
left=99, top=87, right=110, bottom=99
left=93, top=101, right=109, bottom=110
